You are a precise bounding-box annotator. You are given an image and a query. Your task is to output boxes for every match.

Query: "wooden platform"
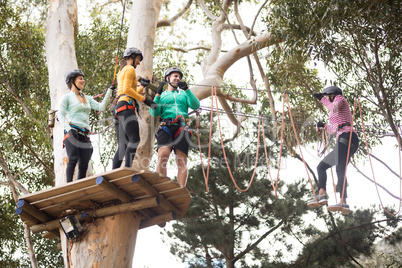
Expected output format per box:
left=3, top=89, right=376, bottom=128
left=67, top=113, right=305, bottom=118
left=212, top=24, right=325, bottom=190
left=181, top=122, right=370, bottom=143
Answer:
left=16, top=168, right=191, bottom=238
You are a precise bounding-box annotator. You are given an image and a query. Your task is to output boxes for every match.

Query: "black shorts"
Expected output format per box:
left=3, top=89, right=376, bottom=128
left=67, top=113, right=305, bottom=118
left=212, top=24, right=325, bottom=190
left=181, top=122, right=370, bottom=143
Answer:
left=156, top=124, right=192, bottom=156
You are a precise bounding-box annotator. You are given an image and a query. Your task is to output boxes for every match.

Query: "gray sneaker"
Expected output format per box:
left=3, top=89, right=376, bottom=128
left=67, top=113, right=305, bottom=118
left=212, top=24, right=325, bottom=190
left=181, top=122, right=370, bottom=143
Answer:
left=307, top=194, right=328, bottom=208
left=327, top=203, right=351, bottom=214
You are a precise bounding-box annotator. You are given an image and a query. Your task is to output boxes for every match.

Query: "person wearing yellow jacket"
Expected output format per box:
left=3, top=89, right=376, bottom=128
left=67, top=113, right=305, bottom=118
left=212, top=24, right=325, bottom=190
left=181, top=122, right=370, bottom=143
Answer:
left=149, top=67, right=200, bottom=187
left=112, top=47, right=156, bottom=169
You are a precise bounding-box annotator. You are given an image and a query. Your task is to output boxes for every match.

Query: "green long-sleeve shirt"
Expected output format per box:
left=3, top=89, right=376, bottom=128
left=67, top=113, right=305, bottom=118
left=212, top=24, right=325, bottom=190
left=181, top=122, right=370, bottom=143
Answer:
left=149, top=89, right=200, bottom=121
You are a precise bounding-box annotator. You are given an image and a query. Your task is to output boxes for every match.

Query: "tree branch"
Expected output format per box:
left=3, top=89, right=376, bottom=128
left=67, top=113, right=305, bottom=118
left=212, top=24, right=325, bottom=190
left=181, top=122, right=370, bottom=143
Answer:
left=157, top=0, right=193, bottom=27
left=232, top=220, right=284, bottom=262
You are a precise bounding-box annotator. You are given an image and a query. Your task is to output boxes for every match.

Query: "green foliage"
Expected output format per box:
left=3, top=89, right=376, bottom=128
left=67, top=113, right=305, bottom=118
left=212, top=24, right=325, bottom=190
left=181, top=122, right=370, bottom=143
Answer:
left=265, top=0, right=402, bottom=148
left=165, top=112, right=312, bottom=267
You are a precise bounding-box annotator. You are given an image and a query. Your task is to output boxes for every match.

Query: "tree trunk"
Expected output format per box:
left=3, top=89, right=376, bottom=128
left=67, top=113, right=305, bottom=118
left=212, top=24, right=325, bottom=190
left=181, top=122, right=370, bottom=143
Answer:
left=46, top=0, right=158, bottom=267
left=46, top=0, right=79, bottom=186
left=129, top=0, right=163, bottom=171
left=66, top=212, right=141, bottom=268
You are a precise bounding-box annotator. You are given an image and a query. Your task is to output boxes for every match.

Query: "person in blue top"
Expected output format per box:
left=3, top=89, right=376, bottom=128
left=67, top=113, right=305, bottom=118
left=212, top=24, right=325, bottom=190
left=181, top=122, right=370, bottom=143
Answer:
left=149, top=67, right=200, bottom=187
left=58, top=69, right=113, bottom=183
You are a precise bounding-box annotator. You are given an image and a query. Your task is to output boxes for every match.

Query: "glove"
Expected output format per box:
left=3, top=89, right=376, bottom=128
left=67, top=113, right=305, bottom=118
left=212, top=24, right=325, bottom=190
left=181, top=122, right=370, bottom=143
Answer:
left=140, top=78, right=150, bottom=87
left=177, top=81, right=188, bottom=90
left=313, top=93, right=323, bottom=100
left=108, top=83, right=116, bottom=90
left=315, top=122, right=325, bottom=128
left=143, top=97, right=157, bottom=110
left=157, top=81, right=166, bottom=95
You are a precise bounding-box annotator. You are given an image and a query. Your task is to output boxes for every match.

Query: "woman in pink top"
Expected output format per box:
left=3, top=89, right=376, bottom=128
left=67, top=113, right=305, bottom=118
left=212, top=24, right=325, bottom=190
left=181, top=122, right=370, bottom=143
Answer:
left=307, top=86, right=359, bottom=214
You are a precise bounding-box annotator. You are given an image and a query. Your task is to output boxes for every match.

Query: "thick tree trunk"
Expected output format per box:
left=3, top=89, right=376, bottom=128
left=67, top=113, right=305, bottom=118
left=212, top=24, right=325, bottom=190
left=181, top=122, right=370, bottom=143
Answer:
left=128, top=0, right=163, bottom=171
left=66, top=212, right=141, bottom=268
left=46, top=0, right=79, bottom=186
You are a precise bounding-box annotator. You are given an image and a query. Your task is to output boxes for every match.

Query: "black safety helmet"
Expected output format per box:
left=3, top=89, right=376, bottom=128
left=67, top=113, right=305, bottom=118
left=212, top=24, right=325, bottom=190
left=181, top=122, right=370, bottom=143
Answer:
left=322, top=86, right=343, bottom=96
left=64, top=69, right=84, bottom=84
left=123, top=47, right=143, bottom=61
left=164, top=67, right=183, bottom=82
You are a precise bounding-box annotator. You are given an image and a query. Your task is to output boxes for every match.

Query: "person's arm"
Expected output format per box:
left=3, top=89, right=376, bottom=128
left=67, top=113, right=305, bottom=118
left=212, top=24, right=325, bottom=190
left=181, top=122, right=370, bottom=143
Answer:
left=149, top=95, right=161, bottom=117
left=58, top=94, right=71, bottom=132
left=321, top=95, right=343, bottom=113
left=87, top=87, right=113, bottom=111
left=185, top=89, right=200, bottom=110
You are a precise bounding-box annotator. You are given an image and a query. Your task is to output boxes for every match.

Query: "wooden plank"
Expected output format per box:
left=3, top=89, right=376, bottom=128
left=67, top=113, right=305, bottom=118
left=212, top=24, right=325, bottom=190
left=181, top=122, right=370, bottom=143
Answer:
left=20, top=168, right=137, bottom=203
left=95, top=176, right=133, bottom=202
left=17, top=199, right=53, bottom=223
left=30, top=196, right=160, bottom=234
left=131, top=174, right=182, bottom=216
left=140, top=212, right=177, bottom=229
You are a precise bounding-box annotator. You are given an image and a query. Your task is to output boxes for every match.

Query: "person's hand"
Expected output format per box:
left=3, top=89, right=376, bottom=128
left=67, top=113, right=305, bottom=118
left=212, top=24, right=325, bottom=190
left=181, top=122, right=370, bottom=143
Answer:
left=140, top=78, right=150, bottom=87
left=177, top=81, right=188, bottom=90
left=157, top=81, right=167, bottom=95
left=143, top=97, right=157, bottom=109
left=315, top=121, right=325, bottom=128
left=108, top=83, right=116, bottom=90
left=313, top=93, right=323, bottom=100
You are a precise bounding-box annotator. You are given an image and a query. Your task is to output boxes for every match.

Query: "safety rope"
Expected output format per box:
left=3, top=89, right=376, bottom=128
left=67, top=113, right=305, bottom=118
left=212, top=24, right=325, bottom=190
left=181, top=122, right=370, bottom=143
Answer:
left=358, top=98, right=402, bottom=216
left=196, top=87, right=215, bottom=192
left=213, top=86, right=261, bottom=192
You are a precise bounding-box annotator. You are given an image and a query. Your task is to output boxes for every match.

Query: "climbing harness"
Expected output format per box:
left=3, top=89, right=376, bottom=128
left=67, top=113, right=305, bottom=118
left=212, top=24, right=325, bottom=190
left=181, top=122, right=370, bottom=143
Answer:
left=156, top=115, right=192, bottom=139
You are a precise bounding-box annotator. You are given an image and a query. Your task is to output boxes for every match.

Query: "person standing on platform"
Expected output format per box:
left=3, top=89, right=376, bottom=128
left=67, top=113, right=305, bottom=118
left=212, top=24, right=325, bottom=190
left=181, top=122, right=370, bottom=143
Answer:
left=307, top=86, right=359, bottom=214
left=58, top=69, right=113, bottom=183
left=149, top=67, right=200, bottom=187
left=112, top=47, right=156, bottom=169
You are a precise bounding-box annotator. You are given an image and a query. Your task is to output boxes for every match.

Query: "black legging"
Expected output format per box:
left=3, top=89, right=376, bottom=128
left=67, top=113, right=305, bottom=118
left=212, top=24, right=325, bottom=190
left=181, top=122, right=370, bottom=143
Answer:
left=112, top=101, right=140, bottom=169
left=64, top=130, right=93, bottom=182
left=317, top=132, right=359, bottom=198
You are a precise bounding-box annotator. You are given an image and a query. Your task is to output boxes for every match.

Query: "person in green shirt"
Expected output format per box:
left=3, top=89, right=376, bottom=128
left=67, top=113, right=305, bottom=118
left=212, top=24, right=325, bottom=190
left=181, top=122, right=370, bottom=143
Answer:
left=149, top=67, right=200, bottom=187
left=58, top=69, right=113, bottom=183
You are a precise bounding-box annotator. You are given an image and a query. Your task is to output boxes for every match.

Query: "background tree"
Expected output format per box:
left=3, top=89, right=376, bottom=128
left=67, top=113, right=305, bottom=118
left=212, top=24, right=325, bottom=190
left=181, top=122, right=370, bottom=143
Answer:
left=0, top=0, right=62, bottom=266
left=166, top=112, right=311, bottom=268
left=265, top=0, right=402, bottom=147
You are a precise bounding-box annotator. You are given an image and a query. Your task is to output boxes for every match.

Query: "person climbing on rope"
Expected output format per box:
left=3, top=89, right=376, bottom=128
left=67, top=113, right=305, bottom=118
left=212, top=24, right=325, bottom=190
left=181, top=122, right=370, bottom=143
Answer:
left=59, top=69, right=114, bottom=183
left=112, top=47, right=156, bottom=169
left=307, top=85, right=359, bottom=214
left=149, top=67, right=200, bottom=187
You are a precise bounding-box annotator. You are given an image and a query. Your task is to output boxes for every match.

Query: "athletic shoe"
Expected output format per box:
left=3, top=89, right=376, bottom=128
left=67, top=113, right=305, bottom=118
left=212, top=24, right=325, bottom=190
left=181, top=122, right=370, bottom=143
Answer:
left=307, top=194, right=328, bottom=208
left=327, top=203, right=351, bottom=214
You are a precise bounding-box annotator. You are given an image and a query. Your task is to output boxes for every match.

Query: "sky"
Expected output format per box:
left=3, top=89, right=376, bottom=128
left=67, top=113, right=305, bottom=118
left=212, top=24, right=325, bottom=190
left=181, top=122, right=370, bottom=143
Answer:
left=80, top=1, right=401, bottom=267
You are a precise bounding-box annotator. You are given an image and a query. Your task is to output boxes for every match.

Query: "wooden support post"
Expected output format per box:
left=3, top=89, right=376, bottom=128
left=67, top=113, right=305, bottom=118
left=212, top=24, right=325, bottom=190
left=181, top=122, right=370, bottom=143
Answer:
left=140, top=212, right=177, bottom=229
left=16, top=207, right=41, bottom=225
left=131, top=174, right=182, bottom=216
left=17, top=199, right=53, bottom=223
left=30, top=196, right=160, bottom=234
left=95, top=176, right=133, bottom=203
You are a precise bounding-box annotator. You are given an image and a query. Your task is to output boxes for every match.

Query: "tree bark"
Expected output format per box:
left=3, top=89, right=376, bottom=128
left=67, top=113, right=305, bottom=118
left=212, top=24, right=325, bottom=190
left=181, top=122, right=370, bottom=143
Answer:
left=67, top=212, right=141, bottom=268
left=46, top=0, right=79, bottom=186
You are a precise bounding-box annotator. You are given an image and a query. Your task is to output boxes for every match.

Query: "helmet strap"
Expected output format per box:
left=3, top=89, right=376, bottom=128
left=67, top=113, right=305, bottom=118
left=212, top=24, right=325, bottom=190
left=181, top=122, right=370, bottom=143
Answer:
left=329, top=95, right=335, bottom=102
left=167, top=77, right=178, bottom=89
left=73, top=81, right=82, bottom=91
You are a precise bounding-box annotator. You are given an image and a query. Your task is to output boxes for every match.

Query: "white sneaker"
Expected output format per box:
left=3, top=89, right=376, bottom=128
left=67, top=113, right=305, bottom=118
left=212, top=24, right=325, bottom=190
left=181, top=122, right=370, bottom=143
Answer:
left=327, top=203, right=351, bottom=214
left=307, top=194, right=328, bottom=208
